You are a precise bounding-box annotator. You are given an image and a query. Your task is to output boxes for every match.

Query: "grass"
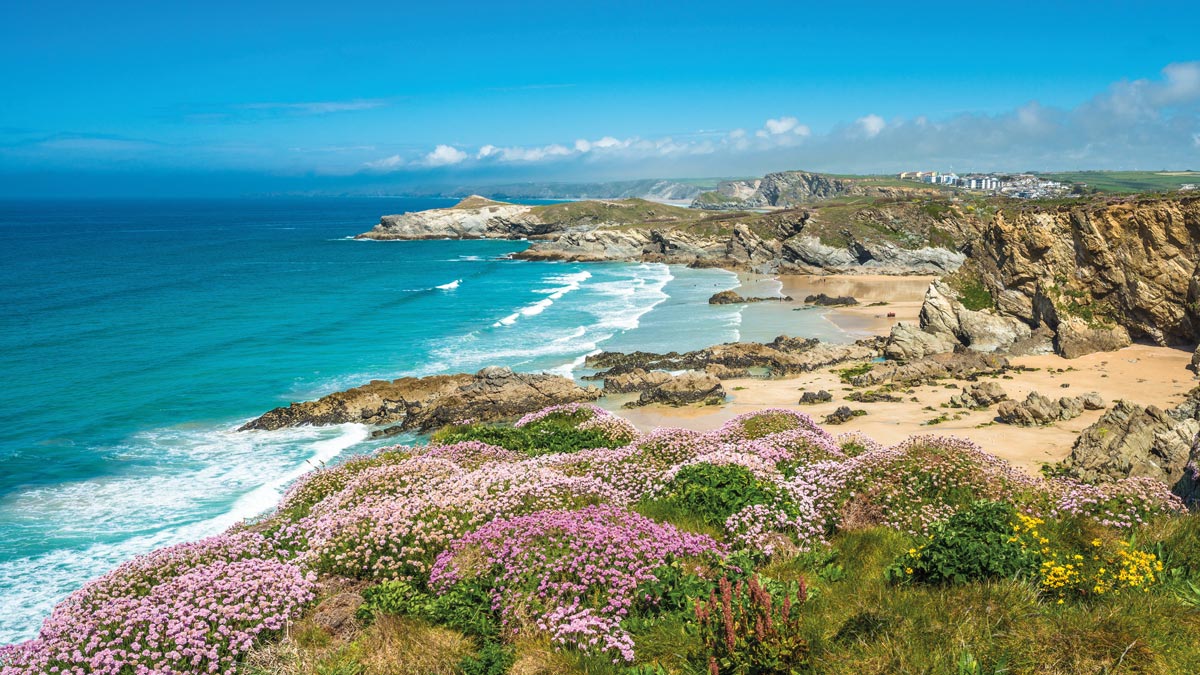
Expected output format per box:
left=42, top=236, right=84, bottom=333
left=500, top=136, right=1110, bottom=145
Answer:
left=945, top=267, right=995, bottom=311
left=1039, top=170, right=1200, bottom=194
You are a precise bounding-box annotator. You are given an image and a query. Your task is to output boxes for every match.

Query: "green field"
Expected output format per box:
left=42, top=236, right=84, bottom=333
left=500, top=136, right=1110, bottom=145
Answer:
left=1040, top=170, right=1200, bottom=193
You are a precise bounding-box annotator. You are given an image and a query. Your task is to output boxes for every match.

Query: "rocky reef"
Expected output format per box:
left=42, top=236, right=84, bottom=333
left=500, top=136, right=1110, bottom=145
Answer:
left=240, top=367, right=600, bottom=435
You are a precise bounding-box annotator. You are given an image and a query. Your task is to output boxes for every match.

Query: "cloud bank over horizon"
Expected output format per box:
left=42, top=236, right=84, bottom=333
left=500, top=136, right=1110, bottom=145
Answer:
left=2, top=61, right=1198, bottom=196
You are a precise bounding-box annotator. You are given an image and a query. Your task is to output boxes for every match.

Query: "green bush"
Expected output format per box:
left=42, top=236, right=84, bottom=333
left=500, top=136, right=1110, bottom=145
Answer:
left=432, top=412, right=624, bottom=456
left=656, top=463, right=793, bottom=528
left=358, top=579, right=500, bottom=639
left=887, top=501, right=1036, bottom=585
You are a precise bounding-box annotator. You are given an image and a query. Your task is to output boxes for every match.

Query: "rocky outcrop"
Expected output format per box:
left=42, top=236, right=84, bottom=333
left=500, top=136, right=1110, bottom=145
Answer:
left=948, top=382, right=1010, bottom=409
left=971, top=195, right=1200, bottom=348
left=240, top=367, right=600, bottom=434
left=996, top=391, right=1106, bottom=426
left=1063, top=389, right=1200, bottom=502
left=690, top=171, right=940, bottom=210
left=708, top=290, right=792, bottom=304
left=852, top=352, right=1010, bottom=388
left=585, top=336, right=882, bottom=380
left=626, top=372, right=726, bottom=407
left=1192, top=344, right=1200, bottom=374
left=357, top=198, right=544, bottom=240
left=805, top=293, right=857, bottom=306
left=780, top=236, right=965, bottom=275
left=885, top=281, right=1033, bottom=360
left=602, top=368, right=674, bottom=394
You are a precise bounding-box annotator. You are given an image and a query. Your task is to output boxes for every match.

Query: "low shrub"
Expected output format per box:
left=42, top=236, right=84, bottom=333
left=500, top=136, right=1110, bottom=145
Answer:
left=887, top=501, right=1035, bottom=585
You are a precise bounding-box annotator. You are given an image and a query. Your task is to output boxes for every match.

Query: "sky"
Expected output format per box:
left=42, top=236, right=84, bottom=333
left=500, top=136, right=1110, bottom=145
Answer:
left=1, top=0, right=1198, bottom=197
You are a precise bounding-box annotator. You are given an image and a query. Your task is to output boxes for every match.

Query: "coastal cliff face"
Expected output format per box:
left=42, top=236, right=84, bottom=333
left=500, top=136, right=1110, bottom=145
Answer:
left=972, top=195, right=1200, bottom=348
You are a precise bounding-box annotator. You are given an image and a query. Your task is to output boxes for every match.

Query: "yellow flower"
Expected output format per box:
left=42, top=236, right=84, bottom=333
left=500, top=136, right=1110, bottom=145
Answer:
left=905, top=567, right=913, bottom=575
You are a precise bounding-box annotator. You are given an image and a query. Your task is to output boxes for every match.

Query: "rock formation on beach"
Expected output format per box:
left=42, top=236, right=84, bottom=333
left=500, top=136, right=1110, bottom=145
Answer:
left=240, top=367, right=600, bottom=434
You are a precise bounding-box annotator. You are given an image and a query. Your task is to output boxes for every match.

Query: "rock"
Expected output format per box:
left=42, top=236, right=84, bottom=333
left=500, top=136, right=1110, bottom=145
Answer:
left=1081, top=392, right=1107, bottom=410
left=1191, top=344, right=1200, bottom=374
left=823, top=406, right=866, bottom=425
left=1054, top=316, right=1132, bottom=359
left=704, top=363, right=750, bottom=379
left=602, top=368, right=673, bottom=394
left=708, top=290, right=792, bottom=305
left=853, top=351, right=1010, bottom=388
left=1063, top=390, right=1200, bottom=500
left=627, top=372, right=726, bottom=407
left=845, top=389, right=902, bottom=403
left=804, top=293, right=858, bottom=306
left=884, top=322, right=960, bottom=360
left=799, top=390, right=833, bottom=405
left=948, top=381, right=1009, bottom=409
left=996, top=391, right=1104, bottom=426
left=586, top=335, right=880, bottom=380
left=240, top=367, right=600, bottom=434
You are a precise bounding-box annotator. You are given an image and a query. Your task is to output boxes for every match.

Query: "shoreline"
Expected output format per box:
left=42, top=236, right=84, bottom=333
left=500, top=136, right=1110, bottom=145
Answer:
left=613, top=272, right=1198, bottom=475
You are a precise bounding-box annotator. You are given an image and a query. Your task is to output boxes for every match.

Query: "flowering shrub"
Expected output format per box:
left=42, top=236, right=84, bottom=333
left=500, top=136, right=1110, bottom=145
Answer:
left=887, top=501, right=1036, bottom=585
left=429, top=504, right=726, bottom=662
left=713, top=408, right=827, bottom=443
left=694, top=575, right=809, bottom=675
left=515, top=402, right=640, bottom=444
left=0, top=538, right=314, bottom=675
left=1046, top=475, right=1186, bottom=528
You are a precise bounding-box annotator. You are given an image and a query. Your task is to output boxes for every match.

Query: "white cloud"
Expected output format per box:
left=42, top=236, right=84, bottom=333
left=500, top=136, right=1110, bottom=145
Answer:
left=423, top=144, right=467, bottom=166
left=343, top=61, right=1200, bottom=178
left=856, top=114, right=886, bottom=138
left=239, top=99, right=386, bottom=115
left=362, top=154, right=404, bottom=170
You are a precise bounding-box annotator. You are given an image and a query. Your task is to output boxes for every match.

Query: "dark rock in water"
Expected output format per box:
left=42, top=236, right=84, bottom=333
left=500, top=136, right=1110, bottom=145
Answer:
left=625, top=372, right=726, bottom=408
left=996, top=390, right=1105, bottom=426
left=1063, top=388, right=1200, bottom=504
left=240, top=366, right=600, bottom=434
left=823, top=406, right=866, bottom=425
left=708, top=290, right=792, bottom=305
left=948, top=381, right=1009, bottom=409
left=799, top=390, right=833, bottom=405
left=804, top=293, right=858, bottom=307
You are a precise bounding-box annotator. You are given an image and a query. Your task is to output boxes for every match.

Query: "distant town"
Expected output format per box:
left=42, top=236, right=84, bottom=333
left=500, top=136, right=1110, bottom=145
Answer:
left=897, top=171, right=1076, bottom=199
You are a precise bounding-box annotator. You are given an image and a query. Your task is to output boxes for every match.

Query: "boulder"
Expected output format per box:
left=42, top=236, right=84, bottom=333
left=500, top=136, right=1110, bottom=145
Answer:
left=627, top=372, right=726, bottom=407
left=948, top=381, right=1010, bottom=409
left=586, top=335, right=880, bottom=380
left=853, top=351, right=1010, bottom=388
left=884, top=322, right=959, bottom=361
left=704, top=363, right=750, bottom=379
left=1054, top=316, right=1133, bottom=359
left=240, top=367, right=600, bottom=434
left=1191, top=344, right=1200, bottom=374
left=798, top=390, right=833, bottom=405
left=708, top=290, right=792, bottom=305
left=823, top=406, right=866, bottom=425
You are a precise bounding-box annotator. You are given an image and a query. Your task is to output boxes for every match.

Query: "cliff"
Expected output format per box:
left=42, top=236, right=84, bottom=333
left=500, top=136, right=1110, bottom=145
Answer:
left=691, top=170, right=946, bottom=210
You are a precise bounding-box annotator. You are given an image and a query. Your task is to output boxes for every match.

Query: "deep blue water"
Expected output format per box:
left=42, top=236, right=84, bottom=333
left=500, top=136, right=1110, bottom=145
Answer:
left=0, top=197, right=843, bottom=643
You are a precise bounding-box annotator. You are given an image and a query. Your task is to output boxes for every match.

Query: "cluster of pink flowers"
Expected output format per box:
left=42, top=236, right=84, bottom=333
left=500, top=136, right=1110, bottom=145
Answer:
left=7, top=403, right=1190, bottom=671
left=429, top=504, right=726, bottom=662
left=1047, top=475, right=1186, bottom=527
left=0, top=533, right=314, bottom=675
left=513, top=402, right=639, bottom=443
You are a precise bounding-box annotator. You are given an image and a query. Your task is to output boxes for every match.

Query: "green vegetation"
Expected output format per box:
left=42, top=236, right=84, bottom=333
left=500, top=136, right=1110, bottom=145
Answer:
left=529, top=198, right=700, bottom=227
left=1040, top=170, right=1200, bottom=194
left=945, top=267, right=995, bottom=311
left=431, top=410, right=627, bottom=456
left=886, top=501, right=1034, bottom=585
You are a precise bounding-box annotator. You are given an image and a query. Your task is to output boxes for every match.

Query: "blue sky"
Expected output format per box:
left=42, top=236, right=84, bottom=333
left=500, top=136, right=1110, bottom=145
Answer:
left=1, top=0, right=1198, bottom=196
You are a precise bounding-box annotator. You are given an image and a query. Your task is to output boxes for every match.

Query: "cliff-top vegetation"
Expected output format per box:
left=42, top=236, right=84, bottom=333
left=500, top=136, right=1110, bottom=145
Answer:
left=4, top=404, right=1198, bottom=675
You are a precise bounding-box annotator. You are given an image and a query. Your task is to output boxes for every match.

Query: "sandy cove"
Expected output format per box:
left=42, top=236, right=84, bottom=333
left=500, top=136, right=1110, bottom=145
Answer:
left=613, top=274, right=1198, bottom=475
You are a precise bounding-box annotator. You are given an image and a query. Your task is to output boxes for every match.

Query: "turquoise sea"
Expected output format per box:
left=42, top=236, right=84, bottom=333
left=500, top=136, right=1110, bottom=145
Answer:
left=0, top=198, right=849, bottom=643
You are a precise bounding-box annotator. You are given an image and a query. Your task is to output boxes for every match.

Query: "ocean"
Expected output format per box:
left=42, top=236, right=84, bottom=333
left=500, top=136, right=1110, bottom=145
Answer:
left=0, top=197, right=848, bottom=643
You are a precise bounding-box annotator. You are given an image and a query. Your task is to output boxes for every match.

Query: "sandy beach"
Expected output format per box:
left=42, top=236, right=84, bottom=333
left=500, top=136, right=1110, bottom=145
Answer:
left=615, top=273, right=1199, bottom=475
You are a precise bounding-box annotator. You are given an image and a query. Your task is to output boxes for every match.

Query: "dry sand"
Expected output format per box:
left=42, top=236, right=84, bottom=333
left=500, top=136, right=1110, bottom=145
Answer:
left=613, top=274, right=1198, bottom=475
